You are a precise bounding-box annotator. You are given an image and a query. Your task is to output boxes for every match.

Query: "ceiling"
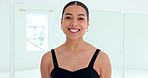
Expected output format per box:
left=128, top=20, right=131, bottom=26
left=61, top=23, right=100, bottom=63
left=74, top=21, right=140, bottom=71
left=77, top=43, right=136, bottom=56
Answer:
left=2, top=0, right=148, bottom=14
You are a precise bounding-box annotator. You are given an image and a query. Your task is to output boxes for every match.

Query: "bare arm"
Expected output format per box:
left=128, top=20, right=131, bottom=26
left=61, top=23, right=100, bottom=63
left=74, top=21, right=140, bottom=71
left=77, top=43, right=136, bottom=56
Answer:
left=100, top=52, right=112, bottom=78
left=40, top=52, right=51, bottom=78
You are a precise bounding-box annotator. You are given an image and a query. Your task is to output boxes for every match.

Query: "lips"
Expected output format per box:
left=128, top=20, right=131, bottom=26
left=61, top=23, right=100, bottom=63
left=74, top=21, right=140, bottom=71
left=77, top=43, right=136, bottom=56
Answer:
left=68, top=28, right=80, bottom=33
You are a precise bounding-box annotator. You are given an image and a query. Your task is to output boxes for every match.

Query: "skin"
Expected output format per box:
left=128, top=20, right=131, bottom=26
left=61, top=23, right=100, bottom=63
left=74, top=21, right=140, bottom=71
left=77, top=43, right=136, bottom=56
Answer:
left=40, top=5, right=111, bottom=78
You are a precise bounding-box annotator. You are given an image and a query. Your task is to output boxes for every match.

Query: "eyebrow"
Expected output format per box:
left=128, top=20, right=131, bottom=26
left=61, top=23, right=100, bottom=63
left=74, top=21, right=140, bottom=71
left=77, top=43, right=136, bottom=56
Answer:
left=64, top=13, right=86, bottom=17
left=65, top=13, right=72, bottom=16
left=78, top=14, right=85, bottom=17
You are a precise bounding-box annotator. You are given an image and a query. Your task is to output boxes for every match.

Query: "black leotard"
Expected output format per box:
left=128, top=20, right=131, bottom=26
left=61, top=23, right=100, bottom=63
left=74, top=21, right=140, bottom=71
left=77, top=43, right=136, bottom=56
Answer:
left=50, top=49, right=100, bottom=78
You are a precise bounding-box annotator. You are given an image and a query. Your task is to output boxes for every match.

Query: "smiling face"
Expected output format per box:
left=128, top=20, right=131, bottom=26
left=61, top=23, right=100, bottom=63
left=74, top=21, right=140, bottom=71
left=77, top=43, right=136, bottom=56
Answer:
left=61, top=5, right=89, bottom=40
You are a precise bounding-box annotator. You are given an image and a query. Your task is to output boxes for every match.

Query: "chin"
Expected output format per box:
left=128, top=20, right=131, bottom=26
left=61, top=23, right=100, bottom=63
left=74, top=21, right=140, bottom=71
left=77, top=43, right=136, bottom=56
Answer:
left=66, top=36, right=83, bottom=41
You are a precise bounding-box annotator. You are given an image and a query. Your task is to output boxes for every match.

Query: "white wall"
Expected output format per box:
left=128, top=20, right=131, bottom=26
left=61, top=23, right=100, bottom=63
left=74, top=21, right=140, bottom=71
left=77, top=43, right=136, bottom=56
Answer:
left=85, top=0, right=148, bottom=14
left=124, top=13, right=148, bottom=69
left=14, top=3, right=65, bottom=71
left=0, top=2, right=10, bottom=72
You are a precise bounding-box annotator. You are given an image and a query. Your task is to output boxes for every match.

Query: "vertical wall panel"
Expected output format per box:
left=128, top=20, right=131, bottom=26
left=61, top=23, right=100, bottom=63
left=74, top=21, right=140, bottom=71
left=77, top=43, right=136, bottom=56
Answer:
left=14, top=4, right=52, bottom=78
left=14, top=3, right=62, bottom=78
left=124, top=13, right=148, bottom=78
left=0, top=2, right=10, bottom=78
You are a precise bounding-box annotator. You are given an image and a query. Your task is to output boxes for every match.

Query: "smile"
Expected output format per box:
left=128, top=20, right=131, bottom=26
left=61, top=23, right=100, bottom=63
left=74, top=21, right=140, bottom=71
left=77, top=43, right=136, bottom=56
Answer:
left=68, top=28, right=80, bottom=33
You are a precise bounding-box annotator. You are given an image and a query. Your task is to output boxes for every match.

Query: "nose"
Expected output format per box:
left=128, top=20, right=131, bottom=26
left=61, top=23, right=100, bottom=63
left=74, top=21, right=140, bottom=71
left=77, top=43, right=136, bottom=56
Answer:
left=71, top=18, right=78, bottom=26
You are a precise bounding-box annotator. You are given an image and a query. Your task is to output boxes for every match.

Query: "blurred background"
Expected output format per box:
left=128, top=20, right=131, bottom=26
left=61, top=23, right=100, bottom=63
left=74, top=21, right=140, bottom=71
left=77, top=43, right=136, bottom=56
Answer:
left=0, top=0, right=148, bottom=78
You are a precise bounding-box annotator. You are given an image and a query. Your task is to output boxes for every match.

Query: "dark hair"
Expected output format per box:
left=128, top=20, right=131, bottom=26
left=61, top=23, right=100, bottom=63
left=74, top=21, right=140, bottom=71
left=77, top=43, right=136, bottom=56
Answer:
left=62, top=1, right=89, bottom=21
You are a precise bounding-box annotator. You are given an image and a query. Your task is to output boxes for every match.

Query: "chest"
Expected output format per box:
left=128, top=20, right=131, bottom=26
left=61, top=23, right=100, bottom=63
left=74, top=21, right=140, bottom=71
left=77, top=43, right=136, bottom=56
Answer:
left=57, top=53, right=91, bottom=71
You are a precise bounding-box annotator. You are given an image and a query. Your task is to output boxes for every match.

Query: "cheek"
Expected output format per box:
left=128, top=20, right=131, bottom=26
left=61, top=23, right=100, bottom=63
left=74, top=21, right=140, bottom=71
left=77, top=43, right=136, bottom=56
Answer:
left=61, top=22, right=69, bottom=32
left=82, top=22, right=88, bottom=29
left=61, top=21, right=70, bottom=27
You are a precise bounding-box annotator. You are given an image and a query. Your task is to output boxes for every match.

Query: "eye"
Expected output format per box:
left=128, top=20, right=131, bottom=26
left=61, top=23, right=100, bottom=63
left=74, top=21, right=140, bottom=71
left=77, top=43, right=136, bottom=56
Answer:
left=78, top=17, right=84, bottom=20
left=65, top=16, right=72, bottom=20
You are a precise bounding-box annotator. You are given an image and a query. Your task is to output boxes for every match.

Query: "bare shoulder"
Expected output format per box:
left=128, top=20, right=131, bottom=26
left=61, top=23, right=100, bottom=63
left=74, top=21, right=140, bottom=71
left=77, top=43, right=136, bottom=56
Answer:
left=40, top=51, right=53, bottom=78
left=41, top=51, right=52, bottom=65
left=98, top=51, right=110, bottom=63
left=98, top=50, right=112, bottom=78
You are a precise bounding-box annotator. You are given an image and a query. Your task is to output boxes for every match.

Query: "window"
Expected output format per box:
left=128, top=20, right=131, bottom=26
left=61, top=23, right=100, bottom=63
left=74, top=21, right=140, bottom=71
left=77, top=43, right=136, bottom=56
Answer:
left=26, top=13, right=48, bottom=51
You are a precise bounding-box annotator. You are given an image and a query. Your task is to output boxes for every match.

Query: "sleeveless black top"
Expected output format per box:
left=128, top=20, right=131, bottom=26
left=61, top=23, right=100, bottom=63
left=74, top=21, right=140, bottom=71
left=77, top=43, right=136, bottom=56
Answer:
left=50, top=49, right=100, bottom=78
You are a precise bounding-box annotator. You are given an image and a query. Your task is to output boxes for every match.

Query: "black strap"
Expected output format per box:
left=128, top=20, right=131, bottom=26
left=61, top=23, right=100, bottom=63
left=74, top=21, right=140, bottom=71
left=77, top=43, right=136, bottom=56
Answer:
left=51, top=49, right=59, bottom=69
left=88, top=49, right=100, bottom=68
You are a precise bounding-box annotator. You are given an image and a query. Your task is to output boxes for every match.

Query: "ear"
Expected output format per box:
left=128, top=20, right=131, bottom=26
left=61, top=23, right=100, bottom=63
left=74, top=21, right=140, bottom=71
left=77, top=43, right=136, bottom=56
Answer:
left=88, top=20, right=89, bottom=26
left=87, top=20, right=90, bottom=28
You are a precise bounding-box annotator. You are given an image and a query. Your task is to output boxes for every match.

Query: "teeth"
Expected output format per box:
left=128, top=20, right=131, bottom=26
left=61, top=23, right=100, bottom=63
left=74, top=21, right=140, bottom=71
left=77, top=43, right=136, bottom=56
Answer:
left=68, top=28, right=80, bottom=32
left=70, top=29, right=78, bottom=32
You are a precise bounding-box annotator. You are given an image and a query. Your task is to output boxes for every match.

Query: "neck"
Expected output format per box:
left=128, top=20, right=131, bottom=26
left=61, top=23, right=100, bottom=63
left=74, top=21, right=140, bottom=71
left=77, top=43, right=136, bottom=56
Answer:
left=63, top=38, right=87, bottom=51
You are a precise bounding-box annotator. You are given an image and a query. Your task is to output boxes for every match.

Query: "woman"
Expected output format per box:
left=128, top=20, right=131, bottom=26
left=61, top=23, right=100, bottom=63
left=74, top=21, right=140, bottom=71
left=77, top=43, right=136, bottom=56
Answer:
left=40, top=1, right=111, bottom=78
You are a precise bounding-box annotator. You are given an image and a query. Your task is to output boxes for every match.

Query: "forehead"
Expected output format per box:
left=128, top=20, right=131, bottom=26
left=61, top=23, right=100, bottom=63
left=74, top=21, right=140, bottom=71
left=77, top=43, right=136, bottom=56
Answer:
left=64, top=5, right=87, bottom=16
